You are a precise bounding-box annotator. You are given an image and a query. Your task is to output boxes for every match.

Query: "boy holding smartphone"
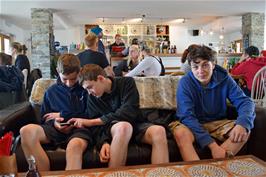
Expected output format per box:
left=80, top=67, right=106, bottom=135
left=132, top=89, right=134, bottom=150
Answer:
left=20, top=54, right=91, bottom=171
left=68, top=64, right=169, bottom=167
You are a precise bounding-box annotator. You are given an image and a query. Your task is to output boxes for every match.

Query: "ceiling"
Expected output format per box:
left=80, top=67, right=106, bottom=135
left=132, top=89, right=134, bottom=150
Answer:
left=1, top=0, right=265, bottom=34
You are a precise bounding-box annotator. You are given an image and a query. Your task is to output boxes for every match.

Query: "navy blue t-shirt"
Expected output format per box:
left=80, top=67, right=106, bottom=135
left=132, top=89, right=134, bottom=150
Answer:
left=77, top=49, right=109, bottom=68
left=15, top=55, right=30, bottom=73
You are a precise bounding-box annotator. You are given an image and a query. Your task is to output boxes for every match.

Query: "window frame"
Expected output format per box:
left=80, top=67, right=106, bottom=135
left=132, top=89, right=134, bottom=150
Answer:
left=0, top=33, right=11, bottom=53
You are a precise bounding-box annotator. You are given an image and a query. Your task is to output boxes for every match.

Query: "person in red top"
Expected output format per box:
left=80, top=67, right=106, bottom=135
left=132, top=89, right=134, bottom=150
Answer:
left=231, top=46, right=266, bottom=96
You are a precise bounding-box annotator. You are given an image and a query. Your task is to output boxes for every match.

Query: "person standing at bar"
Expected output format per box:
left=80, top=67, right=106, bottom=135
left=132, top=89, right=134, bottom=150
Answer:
left=90, top=26, right=106, bottom=56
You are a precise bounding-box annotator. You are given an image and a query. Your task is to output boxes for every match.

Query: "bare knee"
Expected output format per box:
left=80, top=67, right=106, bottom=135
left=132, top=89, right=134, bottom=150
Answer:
left=173, top=127, right=194, bottom=146
left=66, top=138, right=88, bottom=154
left=112, top=122, right=133, bottom=139
left=20, top=124, right=41, bottom=143
left=147, top=125, right=167, bottom=144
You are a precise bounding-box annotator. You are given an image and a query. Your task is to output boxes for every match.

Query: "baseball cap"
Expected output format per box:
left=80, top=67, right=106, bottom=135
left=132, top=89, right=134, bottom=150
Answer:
left=90, top=26, right=103, bottom=36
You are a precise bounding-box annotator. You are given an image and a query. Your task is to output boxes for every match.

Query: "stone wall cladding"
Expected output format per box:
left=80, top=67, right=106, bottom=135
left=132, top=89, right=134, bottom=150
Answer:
left=242, top=13, right=264, bottom=51
left=31, top=8, right=53, bottom=78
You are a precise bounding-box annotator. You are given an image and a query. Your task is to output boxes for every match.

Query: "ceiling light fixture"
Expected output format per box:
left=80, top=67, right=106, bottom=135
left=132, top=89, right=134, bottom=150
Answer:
left=121, top=17, right=126, bottom=24
left=141, top=14, right=146, bottom=23
left=209, top=29, right=214, bottom=36
left=169, top=18, right=186, bottom=24
left=219, top=27, right=225, bottom=40
left=200, top=28, right=204, bottom=36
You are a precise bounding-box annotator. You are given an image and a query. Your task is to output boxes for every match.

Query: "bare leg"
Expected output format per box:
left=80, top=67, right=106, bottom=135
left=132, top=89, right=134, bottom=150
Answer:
left=65, top=137, right=88, bottom=170
left=142, top=125, right=169, bottom=164
left=20, top=124, right=50, bottom=171
left=173, top=126, right=199, bottom=161
left=221, top=135, right=249, bottom=156
left=109, top=122, right=133, bottom=167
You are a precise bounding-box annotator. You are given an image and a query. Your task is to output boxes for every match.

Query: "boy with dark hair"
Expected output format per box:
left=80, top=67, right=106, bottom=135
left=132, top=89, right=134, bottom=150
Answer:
left=170, top=45, right=255, bottom=161
left=0, top=52, right=12, bottom=65
left=231, top=45, right=266, bottom=96
left=243, top=45, right=259, bottom=59
left=71, top=64, right=169, bottom=167
left=20, top=54, right=91, bottom=171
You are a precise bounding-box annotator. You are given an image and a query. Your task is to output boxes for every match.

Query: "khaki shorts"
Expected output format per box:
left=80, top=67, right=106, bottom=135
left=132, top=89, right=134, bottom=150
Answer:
left=169, top=119, right=235, bottom=142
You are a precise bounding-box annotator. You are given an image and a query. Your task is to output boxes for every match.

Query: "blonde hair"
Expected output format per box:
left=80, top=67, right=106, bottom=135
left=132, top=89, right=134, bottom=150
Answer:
left=129, top=45, right=140, bottom=53
left=128, top=45, right=140, bottom=64
left=11, top=42, right=22, bottom=53
left=84, top=32, right=97, bottom=48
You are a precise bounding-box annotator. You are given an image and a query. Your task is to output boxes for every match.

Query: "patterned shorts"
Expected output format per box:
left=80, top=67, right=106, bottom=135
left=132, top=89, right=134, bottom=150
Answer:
left=169, top=119, right=235, bottom=142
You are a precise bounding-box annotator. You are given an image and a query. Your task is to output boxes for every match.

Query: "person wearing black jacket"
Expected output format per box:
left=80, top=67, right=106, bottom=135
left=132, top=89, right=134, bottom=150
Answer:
left=70, top=64, right=169, bottom=168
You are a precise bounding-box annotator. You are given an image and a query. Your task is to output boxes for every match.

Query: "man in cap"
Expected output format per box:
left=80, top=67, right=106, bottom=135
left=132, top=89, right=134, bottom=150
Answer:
left=91, top=26, right=106, bottom=56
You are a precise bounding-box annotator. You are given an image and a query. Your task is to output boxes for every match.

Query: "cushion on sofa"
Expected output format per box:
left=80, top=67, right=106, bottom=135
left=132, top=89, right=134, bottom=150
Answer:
left=29, top=76, right=179, bottom=109
left=30, top=78, right=56, bottom=105
left=134, top=76, right=179, bottom=109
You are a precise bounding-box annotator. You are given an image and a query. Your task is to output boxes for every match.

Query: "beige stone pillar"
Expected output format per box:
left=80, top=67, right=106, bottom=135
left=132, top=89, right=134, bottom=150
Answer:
left=31, top=8, right=54, bottom=78
left=242, top=13, right=264, bottom=51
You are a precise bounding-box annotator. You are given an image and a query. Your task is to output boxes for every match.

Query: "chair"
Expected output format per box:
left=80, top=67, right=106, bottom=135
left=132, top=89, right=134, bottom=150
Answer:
left=21, top=69, right=28, bottom=89
left=251, top=66, right=266, bottom=107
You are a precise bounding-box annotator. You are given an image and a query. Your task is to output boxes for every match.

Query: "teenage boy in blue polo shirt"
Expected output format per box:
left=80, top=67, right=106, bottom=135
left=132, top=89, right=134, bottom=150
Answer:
left=20, top=54, right=90, bottom=171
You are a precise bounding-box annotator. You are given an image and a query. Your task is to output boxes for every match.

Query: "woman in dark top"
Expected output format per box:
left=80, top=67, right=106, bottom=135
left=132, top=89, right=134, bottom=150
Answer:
left=114, top=45, right=140, bottom=76
left=12, top=42, right=30, bottom=74
left=11, top=42, right=31, bottom=90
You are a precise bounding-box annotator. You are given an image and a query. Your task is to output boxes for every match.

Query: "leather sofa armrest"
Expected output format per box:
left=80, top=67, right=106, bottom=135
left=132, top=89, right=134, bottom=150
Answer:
left=227, top=104, right=266, bottom=161
left=0, top=101, right=36, bottom=137
left=247, top=106, right=266, bottom=161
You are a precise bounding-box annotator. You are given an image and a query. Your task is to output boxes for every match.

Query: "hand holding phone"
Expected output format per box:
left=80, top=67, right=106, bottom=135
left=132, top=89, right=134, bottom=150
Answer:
left=59, top=122, right=73, bottom=126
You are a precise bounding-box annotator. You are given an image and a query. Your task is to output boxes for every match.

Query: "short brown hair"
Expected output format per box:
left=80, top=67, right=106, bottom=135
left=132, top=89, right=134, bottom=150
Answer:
left=79, top=64, right=107, bottom=85
left=188, top=45, right=216, bottom=64
left=0, top=53, right=12, bottom=65
left=84, top=32, right=97, bottom=48
left=57, top=54, right=80, bottom=75
left=181, top=44, right=200, bottom=63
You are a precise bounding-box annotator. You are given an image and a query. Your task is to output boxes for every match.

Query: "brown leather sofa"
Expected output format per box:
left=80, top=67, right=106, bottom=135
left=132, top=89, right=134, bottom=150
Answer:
left=0, top=77, right=265, bottom=172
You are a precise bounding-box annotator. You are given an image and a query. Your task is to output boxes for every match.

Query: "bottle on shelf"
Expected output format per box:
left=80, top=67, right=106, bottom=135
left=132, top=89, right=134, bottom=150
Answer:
left=173, top=45, right=177, bottom=54
left=159, top=42, right=163, bottom=53
left=147, top=26, right=150, bottom=35
left=26, top=155, right=41, bottom=177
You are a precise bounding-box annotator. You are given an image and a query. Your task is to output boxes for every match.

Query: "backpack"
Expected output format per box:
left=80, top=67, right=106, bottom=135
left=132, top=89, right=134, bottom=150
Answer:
left=27, top=68, right=42, bottom=96
left=0, top=65, right=24, bottom=92
left=151, top=56, right=165, bottom=76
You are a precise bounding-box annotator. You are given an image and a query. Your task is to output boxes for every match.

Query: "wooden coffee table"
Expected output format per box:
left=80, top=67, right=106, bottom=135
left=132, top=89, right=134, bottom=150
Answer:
left=19, top=155, right=266, bottom=177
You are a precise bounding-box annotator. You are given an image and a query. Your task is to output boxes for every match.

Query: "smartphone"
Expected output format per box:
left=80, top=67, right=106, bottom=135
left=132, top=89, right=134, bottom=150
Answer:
left=59, top=122, right=73, bottom=126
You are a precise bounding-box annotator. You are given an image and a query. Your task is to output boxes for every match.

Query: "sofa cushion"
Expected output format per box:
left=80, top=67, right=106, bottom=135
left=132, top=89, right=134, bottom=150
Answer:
left=29, top=76, right=179, bottom=109
left=134, top=76, right=179, bottom=109
left=30, top=78, right=56, bottom=105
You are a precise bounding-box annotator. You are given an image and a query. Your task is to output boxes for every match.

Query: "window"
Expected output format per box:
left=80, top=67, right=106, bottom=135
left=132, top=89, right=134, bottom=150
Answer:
left=0, top=34, right=11, bottom=54
left=0, top=36, right=2, bottom=51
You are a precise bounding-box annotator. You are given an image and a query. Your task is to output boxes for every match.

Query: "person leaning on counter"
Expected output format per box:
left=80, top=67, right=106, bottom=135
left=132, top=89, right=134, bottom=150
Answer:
left=109, top=34, right=125, bottom=56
